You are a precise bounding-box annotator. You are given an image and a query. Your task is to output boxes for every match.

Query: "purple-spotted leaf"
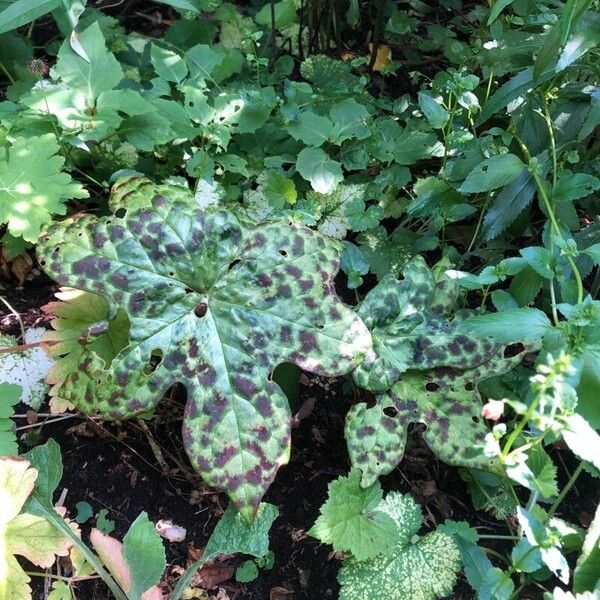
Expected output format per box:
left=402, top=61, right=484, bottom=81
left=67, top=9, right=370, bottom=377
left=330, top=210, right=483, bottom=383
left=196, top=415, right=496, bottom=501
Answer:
left=347, top=346, right=531, bottom=487
left=37, top=178, right=371, bottom=519
left=354, top=256, right=504, bottom=393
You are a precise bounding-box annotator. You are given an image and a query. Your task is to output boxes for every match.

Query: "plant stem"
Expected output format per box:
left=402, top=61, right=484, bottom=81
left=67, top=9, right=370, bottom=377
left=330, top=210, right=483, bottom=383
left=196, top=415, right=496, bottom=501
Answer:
left=0, top=296, right=25, bottom=341
left=548, top=462, right=584, bottom=516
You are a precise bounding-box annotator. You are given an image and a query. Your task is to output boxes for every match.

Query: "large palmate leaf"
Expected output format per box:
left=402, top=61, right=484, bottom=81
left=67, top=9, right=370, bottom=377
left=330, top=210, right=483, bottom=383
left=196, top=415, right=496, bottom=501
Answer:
left=37, top=177, right=371, bottom=518
left=338, top=492, right=460, bottom=600
left=0, top=134, right=88, bottom=242
left=353, top=256, right=503, bottom=393
left=346, top=346, right=531, bottom=487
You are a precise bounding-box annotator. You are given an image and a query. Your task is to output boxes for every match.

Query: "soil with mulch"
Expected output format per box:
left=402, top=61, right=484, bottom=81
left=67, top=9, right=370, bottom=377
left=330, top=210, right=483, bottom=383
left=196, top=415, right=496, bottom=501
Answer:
left=3, top=274, right=599, bottom=600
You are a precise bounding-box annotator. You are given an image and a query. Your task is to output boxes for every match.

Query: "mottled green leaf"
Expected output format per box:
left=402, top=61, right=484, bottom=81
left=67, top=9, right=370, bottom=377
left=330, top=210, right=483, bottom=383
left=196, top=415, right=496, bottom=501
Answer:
left=37, top=177, right=371, bottom=517
left=338, top=493, right=460, bottom=600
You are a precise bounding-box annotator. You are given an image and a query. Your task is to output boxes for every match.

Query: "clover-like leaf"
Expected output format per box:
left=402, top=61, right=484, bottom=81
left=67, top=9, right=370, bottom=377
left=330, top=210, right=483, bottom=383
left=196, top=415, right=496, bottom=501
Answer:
left=346, top=347, right=530, bottom=488
left=37, top=179, right=371, bottom=518
left=338, top=492, right=461, bottom=600
left=353, top=256, right=503, bottom=393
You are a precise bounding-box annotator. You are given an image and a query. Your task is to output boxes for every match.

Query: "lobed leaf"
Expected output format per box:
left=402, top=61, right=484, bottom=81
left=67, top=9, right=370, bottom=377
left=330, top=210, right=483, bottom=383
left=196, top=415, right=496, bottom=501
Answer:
left=37, top=178, right=371, bottom=518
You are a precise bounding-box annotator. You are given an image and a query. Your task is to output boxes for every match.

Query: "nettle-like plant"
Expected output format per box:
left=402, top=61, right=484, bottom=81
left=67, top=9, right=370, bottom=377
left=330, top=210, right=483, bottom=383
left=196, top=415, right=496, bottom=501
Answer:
left=310, top=471, right=461, bottom=600
left=347, top=256, right=533, bottom=486
left=37, top=177, right=371, bottom=518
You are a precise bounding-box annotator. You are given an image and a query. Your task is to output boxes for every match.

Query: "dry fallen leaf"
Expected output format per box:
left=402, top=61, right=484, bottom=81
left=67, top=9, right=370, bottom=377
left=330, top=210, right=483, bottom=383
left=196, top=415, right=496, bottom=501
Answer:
left=368, top=43, right=392, bottom=71
left=156, top=519, right=187, bottom=543
left=270, top=587, right=294, bottom=600
left=193, top=562, right=234, bottom=590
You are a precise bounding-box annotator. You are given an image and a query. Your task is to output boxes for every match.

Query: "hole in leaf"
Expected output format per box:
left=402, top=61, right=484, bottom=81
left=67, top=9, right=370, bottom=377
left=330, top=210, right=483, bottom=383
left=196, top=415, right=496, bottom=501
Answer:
left=503, top=342, right=524, bottom=358
left=472, top=416, right=480, bottom=424
left=169, top=272, right=175, bottom=277
left=315, top=323, right=324, bottom=330
left=43, top=236, right=49, bottom=241
left=185, top=288, right=195, bottom=294
left=146, top=349, right=163, bottom=374
left=78, top=233, right=83, bottom=237
left=464, top=381, right=475, bottom=391
left=39, top=260, right=46, bottom=267
left=115, top=208, right=127, bottom=218
left=228, top=259, right=241, bottom=271
left=54, top=247, right=60, bottom=253
left=194, top=302, right=208, bottom=318
left=383, top=406, right=398, bottom=418
left=279, top=250, right=288, bottom=257
left=425, top=381, right=439, bottom=392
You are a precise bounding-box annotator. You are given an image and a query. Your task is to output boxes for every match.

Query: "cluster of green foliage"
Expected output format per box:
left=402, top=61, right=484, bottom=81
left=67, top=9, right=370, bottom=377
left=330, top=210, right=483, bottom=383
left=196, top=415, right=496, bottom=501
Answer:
left=1, top=0, right=600, bottom=598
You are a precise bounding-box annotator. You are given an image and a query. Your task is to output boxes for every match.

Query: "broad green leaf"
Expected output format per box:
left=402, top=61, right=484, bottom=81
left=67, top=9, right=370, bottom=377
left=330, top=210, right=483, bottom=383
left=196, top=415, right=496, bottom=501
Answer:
left=287, top=111, right=333, bottom=147
left=338, top=493, right=460, bottom=600
left=23, top=439, right=63, bottom=513
left=353, top=256, right=512, bottom=393
left=53, top=22, right=123, bottom=100
left=0, top=0, right=60, bottom=34
left=329, top=99, right=371, bottom=143
left=554, top=171, right=600, bottom=203
left=255, top=0, right=296, bottom=29
left=74, top=501, right=93, bottom=524
left=346, top=343, right=527, bottom=486
left=296, top=147, right=343, bottom=195
left=122, top=512, right=166, bottom=600
left=505, top=445, right=558, bottom=499
left=0, top=383, right=20, bottom=456
left=459, top=308, right=552, bottom=343
left=418, top=91, right=449, bottom=129
left=561, top=414, right=600, bottom=470
left=393, top=128, right=444, bottom=165
left=308, top=470, right=398, bottom=560
left=459, top=154, right=526, bottom=194
left=0, top=134, right=88, bottom=242
left=0, top=327, right=54, bottom=409
left=37, top=177, right=371, bottom=517
left=574, top=503, right=600, bottom=593
left=583, top=243, right=600, bottom=265
left=150, top=44, right=188, bottom=83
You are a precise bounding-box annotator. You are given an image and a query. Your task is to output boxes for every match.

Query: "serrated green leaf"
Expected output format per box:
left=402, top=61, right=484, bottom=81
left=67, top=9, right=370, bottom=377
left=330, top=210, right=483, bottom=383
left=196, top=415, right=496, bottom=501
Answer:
left=338, top=492, right=461, bottom=600
left=418, top=92, right=449, bottom=129
left=0, top=383, right=20, bottom=456
left=37, top=177, right=371, bottom=517
left=308, top=470, right=398, bottom=561
left=0, top=134, right=88, bottom=242
left=520, top=246, right=554, bottom=279
left=554, top=171, right=600, bottom=203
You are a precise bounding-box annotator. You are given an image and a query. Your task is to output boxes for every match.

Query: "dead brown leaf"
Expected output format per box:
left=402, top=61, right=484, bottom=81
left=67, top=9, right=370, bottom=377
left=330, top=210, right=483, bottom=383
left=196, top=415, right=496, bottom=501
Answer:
left=270, top=587, right=293, bottom=600
left=193, top=563, right=234, bottom=590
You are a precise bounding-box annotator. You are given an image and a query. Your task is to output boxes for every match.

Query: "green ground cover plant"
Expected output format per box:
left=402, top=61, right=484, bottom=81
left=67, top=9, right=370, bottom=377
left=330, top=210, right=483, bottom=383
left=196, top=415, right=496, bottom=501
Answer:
left=0, top=0, right=600, bottom=598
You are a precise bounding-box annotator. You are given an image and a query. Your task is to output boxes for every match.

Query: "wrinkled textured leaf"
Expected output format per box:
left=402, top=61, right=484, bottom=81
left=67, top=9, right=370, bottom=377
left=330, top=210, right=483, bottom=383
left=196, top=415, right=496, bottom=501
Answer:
left=0, top=327, right=54, bottom=409
left=37, top=177, right=371, bottom=517
left=308, top=469, right=397, bottom=560
left=338, top=492, right=460, bottom=600
left=0, top=134, right=88, bottom=242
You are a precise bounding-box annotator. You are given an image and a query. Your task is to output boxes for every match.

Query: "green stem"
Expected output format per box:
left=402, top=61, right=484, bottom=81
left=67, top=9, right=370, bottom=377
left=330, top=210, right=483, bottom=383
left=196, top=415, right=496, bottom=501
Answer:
left=479, top=534, right=519, bottom=540
left=548, top=462, right=584, bottom=516
left=0, top=60, right=15, bottom=84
